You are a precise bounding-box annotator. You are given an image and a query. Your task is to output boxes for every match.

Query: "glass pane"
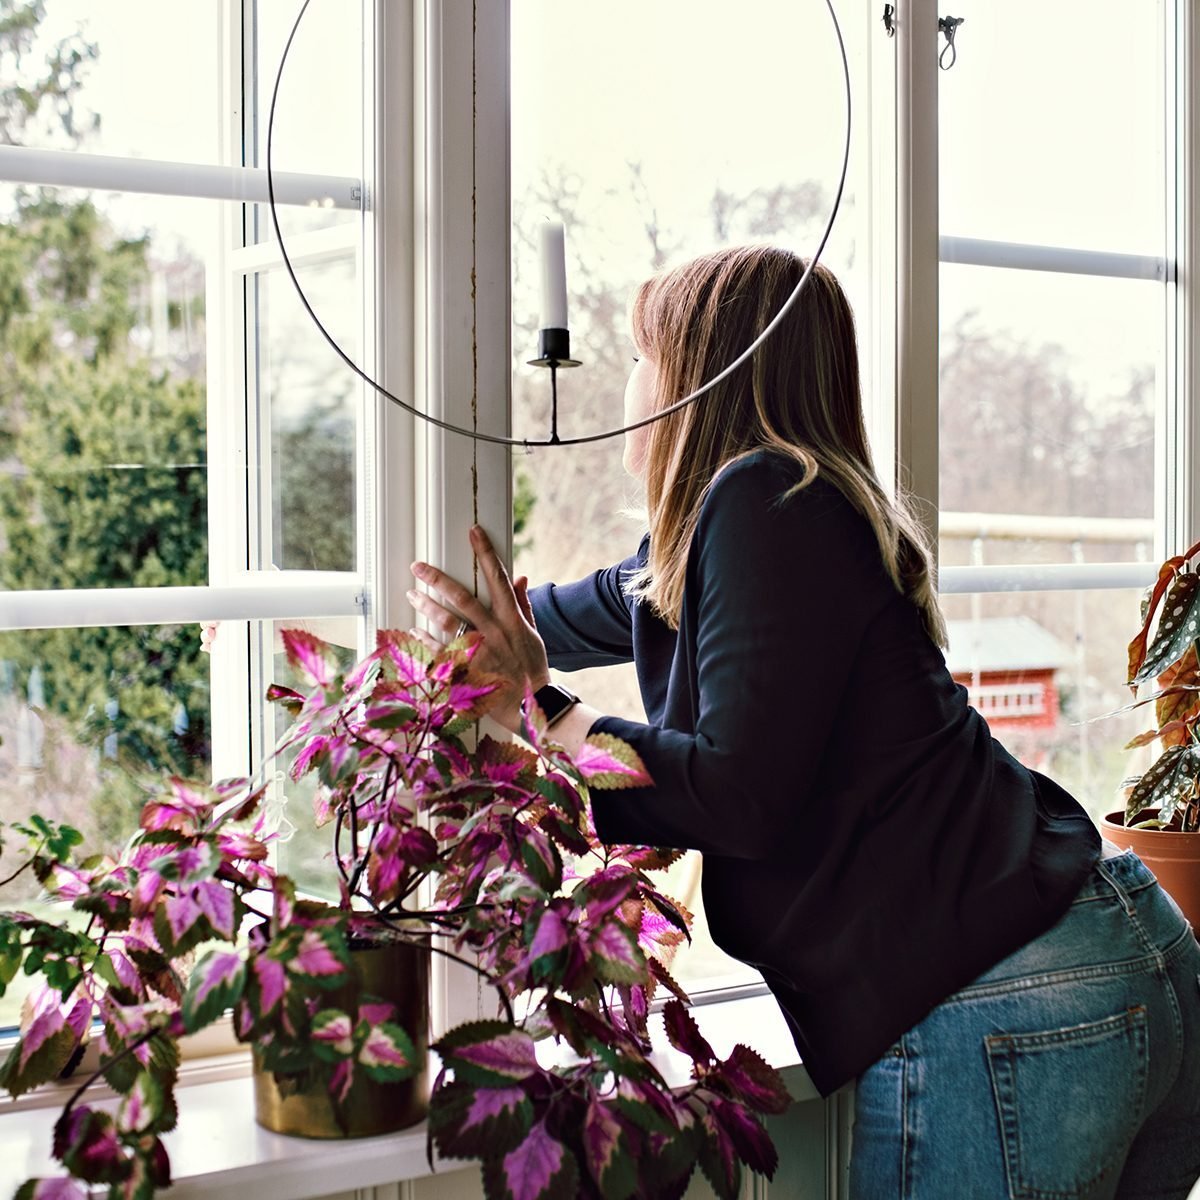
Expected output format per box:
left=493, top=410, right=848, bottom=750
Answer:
left=252, top=257, right=359, bottom=573
left=938, top=0, right=1164, bottom=252
left=510, top=0, right=865, bottom=991
left=0, top=622, right=212, bottom=899
left=939, top=265, right=1157, bottom=566
left=939, top=588, right=1147, bottom=826
left=259, top=618, right=361, bottom=898
left=4, top=2, right=219, bottom=162
left=252, top=0, right=364, bottom=180
left=0, top=186, right=211, bottom=591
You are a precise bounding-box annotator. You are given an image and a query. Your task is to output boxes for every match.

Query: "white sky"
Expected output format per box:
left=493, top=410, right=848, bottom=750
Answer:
left=27, top=0, right=1168, bottom=403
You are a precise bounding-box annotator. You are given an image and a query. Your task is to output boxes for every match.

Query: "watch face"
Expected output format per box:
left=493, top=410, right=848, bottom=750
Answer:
left=534, top=683, right=578, bottom=725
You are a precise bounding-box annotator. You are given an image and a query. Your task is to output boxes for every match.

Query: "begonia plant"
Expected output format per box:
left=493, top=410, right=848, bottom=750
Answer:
left=0, top=629, right=790, bottom=1200
left=1119, top=534, right=1200, bottom=830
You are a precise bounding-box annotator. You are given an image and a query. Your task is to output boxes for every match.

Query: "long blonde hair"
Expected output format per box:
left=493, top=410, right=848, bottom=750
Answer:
left=626, top=244, right=947, bottom=647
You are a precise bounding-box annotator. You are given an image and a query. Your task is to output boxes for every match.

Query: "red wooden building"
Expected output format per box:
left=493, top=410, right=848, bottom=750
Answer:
left=944, top=616, right=1070, bottom=732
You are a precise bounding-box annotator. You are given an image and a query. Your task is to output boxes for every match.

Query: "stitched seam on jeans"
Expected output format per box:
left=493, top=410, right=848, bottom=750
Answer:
left=949, top=952, right=1164, bottom=1001
left=900, top=1037, right=910, bottom=1200
left=1070, top=878, right=1156, bottom=906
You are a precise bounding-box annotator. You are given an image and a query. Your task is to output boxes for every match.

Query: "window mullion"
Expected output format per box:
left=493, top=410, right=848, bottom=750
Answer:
left=894, top=0, right=941, bottom=553
left=1166, top=0, right=1200, bottom=553
left=415, top=0, right=512, bottom=1039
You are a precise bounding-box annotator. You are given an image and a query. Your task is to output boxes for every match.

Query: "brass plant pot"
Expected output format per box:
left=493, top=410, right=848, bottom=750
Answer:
left=254, top=937, right=430, bottom=1138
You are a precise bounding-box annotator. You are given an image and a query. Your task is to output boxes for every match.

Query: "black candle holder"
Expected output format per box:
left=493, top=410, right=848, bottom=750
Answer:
left=527, top=327, right=581, bottom=444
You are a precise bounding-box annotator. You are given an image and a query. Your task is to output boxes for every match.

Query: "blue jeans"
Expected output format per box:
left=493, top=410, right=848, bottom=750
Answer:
left=850, top=846, right=1200, bottom=1199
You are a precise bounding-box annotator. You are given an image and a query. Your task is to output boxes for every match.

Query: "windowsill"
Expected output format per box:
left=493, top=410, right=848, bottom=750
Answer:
left=0, top=992, right=816, bottom=1199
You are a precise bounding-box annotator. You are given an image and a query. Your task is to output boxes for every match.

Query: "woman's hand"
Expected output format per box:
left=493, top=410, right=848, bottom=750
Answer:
left=408, top=525, right=549, bottom=732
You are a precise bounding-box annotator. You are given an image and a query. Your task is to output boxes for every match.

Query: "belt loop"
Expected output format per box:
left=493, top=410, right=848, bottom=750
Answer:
left=1095, top=859, right=1136, bottom=916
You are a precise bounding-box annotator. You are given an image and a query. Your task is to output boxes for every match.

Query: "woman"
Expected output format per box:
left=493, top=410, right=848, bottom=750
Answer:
left=408, top=245, right=1200, bottom=1199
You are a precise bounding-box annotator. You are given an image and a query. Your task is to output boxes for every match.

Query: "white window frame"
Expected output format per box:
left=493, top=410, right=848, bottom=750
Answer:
left=892, top=0, right=1195, bottom=599
left=5, top=0, right=1200, bottom=1097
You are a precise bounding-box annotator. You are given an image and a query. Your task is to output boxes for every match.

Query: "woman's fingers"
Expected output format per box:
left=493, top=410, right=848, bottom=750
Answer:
left=409, top=561, right=486, bottom=627
left=514, top=576, right=536, bottom=627
left=407, top=627, right=442, bottom=654
left=468, top=525, right=522, bottom=621
left=405, top=585, right=469, bottom=640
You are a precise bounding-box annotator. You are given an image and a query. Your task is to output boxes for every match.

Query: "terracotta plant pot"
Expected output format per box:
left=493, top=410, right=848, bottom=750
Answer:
left=254, top=937, right=430, bottom=1139
left=1101, top=809, right=1200, bottom=934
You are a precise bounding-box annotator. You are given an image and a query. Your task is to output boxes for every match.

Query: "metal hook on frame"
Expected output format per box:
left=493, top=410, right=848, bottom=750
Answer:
left=882, top=4, right=896, bottom=37
left=938, top=14, right=964, bottom=69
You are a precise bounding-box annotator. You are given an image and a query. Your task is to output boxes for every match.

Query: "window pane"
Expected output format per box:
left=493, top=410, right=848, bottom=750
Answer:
left=510, top=0, right=865, bottom=991
left=939, top=588, right=1146, bottom=826
left=0, top=187, right=211, bottom=591
left=938, top=0, right=1164, bottom=252
left=264, top=618, right=361, bottom=898
left=251, top=257, right=359, bottom=573
left=939, top=265, right=1157, bottom=566
left=252, top=1, right=364, bottom=180
left=0, top=622, right=212, bottom=900
left=5, top=2, right=219, bottom=162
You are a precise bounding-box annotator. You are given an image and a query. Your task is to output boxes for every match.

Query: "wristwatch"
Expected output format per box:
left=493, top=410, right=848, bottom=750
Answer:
left=528, top=682, right=580, bottom=728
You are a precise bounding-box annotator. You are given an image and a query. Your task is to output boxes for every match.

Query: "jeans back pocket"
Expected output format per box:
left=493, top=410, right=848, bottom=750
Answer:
left=985, top=1006, right=1149, bottom=1199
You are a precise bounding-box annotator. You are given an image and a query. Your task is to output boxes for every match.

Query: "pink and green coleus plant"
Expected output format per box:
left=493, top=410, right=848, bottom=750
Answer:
left=0, top=629, right=791, bottom=1200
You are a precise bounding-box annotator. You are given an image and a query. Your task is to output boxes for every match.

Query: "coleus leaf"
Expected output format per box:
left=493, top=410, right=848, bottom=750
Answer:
left=1126, top=743, right=1200, bottom=826
left=661, top=999, right=715, bottom=1065
left=281, top=628, right=340, bottom=688
left=435, top=1021, right=540, bottom=1087
left=536, top=811, right=590, bottom=857
left=708, top=1097, right=778, bottom=1178
left=0, top=1021, right=77, bottom=1098
left=481, top=1119, right=580, bottom=1200
left=117, top=1070, right=168, bottom=1136
left=429, top=1079, right=532, bottom=1159
left=643, top=889, right=693, bottom=943
left=586, top=921, right=645, bottom=986
left=711, top=1044, right=792, bottom=1115
left=519, top=827, right=562, bottom=892
left=649, top=957, right=692, bottom=1006
left=1135, top=572, right=1200, bottom=685
left=475, top=735, right=540, bottom=785
left=265, top=682, right=306, bottom=715
left=286, top=928, right=351, bottom=983
left=193, top=879, right=238, bottom=941
left=636, top=1122, right=700, bottom=1199
left=620, top=845, right=685, bottom=872
left=527, top=904, right=571, bottom=965
left=182, top=950, right=245, bottom=1034
left=357, top=1021, right=417, bottom=1081
left=13, top=1178, right=91, bottom=1199
left=52, top=1106, right=131, bottom=1186
left=571, top=734, right=653, bottom=790
left=698, top=1107, right=742, bottom=1200
left=310, top=1009, right=355, bottom=1058
left=154, top=892, right=210, bottom=957
left=615, top=1076, right=680, bottom=1136
left=582, top=1098, right=637, bottom=1199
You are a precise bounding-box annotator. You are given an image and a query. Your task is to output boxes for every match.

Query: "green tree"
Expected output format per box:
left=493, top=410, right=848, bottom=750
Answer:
left=0, top=195, right=209, bottom=840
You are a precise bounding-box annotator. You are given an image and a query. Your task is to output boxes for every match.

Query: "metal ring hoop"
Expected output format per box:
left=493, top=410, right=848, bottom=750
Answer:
left=267, top=0, right=852, bottom=450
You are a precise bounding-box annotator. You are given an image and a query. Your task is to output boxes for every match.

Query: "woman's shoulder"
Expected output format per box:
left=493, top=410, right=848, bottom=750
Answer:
left=703, top=447, right=845, bottom=519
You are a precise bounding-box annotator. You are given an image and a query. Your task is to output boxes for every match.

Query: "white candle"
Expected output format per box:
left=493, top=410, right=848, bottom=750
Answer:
left=538, top=220, right=568, bottom=330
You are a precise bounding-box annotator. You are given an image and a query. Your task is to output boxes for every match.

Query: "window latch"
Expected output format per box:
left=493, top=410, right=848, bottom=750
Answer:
left=938, top=14, right=965, bottom=69
left=882, top=4, right=896, bottom=37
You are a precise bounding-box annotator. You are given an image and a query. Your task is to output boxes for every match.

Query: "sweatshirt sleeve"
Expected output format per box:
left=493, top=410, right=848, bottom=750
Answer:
left=588, top=463, right=885, bottom=859
left=528, top=541, right=644, bottom=670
